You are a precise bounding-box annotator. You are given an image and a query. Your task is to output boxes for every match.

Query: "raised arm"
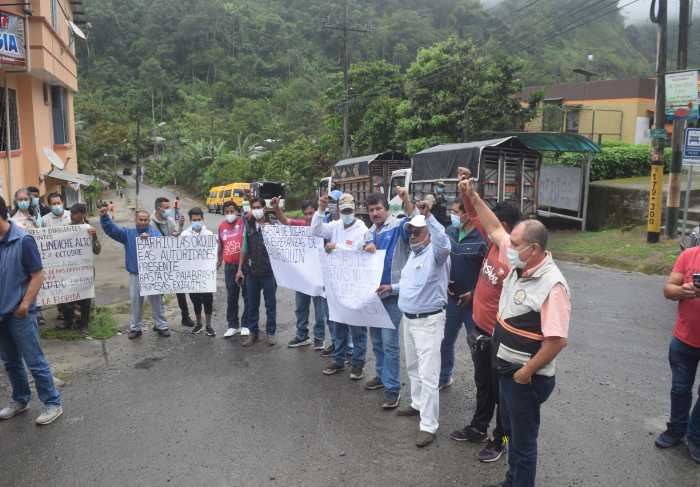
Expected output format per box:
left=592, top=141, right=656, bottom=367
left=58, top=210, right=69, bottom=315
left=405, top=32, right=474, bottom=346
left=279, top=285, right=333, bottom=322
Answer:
left=100, top=211, right=127, bottom=244
left=459, top=178, right=509, bottom=248
left=271, top=197, right=290, bottom=225
left=417, top=201, right=450, bottom=265
left=310, top=195, right=334, bottom=240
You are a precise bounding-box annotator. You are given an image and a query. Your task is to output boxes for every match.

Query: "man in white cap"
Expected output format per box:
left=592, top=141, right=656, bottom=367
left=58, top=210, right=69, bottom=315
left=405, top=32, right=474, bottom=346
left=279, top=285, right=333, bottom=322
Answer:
left=311, top=193, right=369, bottom=379
left=385, top=201, right=451, bottom=447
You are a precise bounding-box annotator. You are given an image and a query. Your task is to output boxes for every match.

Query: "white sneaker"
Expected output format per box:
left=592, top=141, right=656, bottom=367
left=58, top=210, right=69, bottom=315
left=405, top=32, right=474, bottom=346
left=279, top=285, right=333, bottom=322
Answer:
left=0, top=401, right=29, bottom=420
left=223, top=327, right=240, bottom=338
left=35, top=405, right=63, bottom=425
left=240, top=327, right=251, bottom=337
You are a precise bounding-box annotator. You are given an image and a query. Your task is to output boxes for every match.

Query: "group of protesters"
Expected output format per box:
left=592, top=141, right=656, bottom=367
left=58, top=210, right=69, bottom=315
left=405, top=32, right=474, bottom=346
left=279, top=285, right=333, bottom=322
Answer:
left=4, top=164, right=700, bottom=485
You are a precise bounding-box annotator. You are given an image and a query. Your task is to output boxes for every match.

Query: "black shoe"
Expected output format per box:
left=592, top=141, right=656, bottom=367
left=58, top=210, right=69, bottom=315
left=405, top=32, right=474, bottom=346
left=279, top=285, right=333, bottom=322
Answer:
left=382, top=391, right=401, bottom=409
left=365, top=376, right=384, bottom=391
left=323, top=362, right=345, bottom=375
left=288, top=337, right=311, bottom=348
left=128, top=330, right=142, bottom=340
left=320, top=344, right=334, bottom=357
left=155, top=328, right=171, bottom=337
left=205, top=325, right=216, bottom=337
left=349, top=366, right=364, bottom=380
left=416, top=431, right=435, bottom=448
left=450, top=425, right=487, bottom=443
left=478, top=437, right=507, bottom=463
left=242, top=333, right=259, bottom=347
left=655, top=427, right=684, bottom=448
left=313, top=339, right=325, bottom=351
left=397, top=406, right=420, bottom=417
left=192, top=323, right=203, bottom=335
left=181, top=316, right=195, bottom=328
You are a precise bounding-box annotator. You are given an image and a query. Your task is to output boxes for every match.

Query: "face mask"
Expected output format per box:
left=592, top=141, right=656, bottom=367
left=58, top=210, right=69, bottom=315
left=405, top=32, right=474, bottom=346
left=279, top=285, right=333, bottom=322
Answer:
left=31, top=197, right=39, bottom=207
left=435, top=186, right=445, bottom=194
left=243, top=203, right=251, bottom=213
left=252, top=209, right=265, bottom=220
left=410, top=238, right=428, bottom=255
left=450, top=214, right=462, bottom=228
left=191, top=222, right=203, bottom=232
left=17, top=200, right=30, bottom=211
left=507, top=244, right=533, bottom=270
left=341, top=213, right=354, bottom=226
left=51, top=204, right=64, bottom=216
left=225, top=214, right=238, bottom=224
left=163, top=208, right=174, bottom=219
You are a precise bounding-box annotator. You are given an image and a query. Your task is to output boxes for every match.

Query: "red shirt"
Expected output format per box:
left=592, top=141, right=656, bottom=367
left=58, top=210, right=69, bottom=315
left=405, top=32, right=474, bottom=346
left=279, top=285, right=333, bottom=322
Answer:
left=672, top=247, right=700, bottom=348
left=466, top=201, right=508, bottom=336
left=218, top=219, right=245, bottom=264
left=287, top=218, right=308, bottom=227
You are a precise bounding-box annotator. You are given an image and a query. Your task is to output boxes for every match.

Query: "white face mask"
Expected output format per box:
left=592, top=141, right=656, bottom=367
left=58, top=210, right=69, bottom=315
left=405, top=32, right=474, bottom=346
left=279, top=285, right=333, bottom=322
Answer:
left=507, top=244, right=533, bottom=270
left=225, top=214, right=238, bottom=223
left=341, top=213, right=354, bottom=225
left=252, top=209, right=265, bottom=221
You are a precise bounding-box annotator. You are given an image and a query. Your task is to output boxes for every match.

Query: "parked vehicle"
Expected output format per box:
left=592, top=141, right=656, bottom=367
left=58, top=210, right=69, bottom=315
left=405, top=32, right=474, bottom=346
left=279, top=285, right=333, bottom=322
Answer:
left=319, top=151, right=411, bottom=225
left=251, top=180, right=286, bottom=211
left=206, top=186, right=224, bottom=213
left=220, top=182, right=251, bottom=211
left=405, top=137, right=542, bottom=222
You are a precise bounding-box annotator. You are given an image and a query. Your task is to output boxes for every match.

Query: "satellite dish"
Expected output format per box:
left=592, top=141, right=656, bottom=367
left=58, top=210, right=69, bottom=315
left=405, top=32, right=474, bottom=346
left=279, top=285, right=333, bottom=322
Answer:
left=68, top=21, right=87, bottom=40
left=43, top=147, right=65, bottom=170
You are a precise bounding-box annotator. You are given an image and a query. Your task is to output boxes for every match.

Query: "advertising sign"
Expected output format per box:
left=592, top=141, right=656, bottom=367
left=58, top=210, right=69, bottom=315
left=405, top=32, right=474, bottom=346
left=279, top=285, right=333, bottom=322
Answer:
left=665, top=70, right=699, bottom=121
left=0, top=12, right=26, bottom=67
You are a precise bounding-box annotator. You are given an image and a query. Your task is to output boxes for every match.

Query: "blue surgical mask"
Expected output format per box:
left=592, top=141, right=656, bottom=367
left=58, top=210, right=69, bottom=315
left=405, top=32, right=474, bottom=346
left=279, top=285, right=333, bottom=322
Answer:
left=435, top=186, right=445, bottom=194
left=410, top=240, right=428, bottom=255
left=341, top=213, right=354, bottom=226
left=191, top=222, right=203, bottom=232
left=450, top=214, right=462, bottom=228
left=31, top=197, right=39, bottom=207
left=507, top=244, right=533, bottom=270
left=51, top=204, right=64, bottom=216
left=17, top=200, right=30, bottom=211
left=163, top=208, right=174, bottom=219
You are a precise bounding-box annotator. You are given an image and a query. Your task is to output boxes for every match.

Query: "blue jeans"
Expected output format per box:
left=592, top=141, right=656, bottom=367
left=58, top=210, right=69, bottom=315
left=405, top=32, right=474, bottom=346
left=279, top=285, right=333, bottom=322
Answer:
left=332, top=322, right=367, bottom=368
left=668, top=336, right=700, bottom=444
left=246, top=274, right=277, bottom=336
left=295, top=292, right=328, bottom=342
left=439, top=295, right=475, bottom=385
left=224, top=263, right=248, bottom=328
left=369, top=295, right=402, bottom=392
left=129, top=274, right=168, bottom=332
left=500, top=373, right=556, bottom=487
left=0, top=312, right=61, bottom=407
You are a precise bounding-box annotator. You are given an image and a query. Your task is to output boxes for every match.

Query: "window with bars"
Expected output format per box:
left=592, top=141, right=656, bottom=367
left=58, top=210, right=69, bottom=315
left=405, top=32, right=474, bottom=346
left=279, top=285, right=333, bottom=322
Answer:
left=51, top=85, right=69, bottom=144
left=0, top=89, right=20, bottom=152
left=51, top=0, right=59, bottom=31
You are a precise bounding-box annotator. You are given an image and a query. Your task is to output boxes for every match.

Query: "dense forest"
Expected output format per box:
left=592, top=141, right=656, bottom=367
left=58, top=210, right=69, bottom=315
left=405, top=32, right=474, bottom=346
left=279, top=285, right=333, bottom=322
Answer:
left=74, top=0, right=676, bottom=199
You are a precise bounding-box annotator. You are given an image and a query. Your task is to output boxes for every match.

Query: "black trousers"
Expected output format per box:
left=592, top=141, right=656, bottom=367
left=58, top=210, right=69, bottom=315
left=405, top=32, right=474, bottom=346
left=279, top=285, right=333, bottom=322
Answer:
left=63, top=299, right=92, bottom=330
left=176, top=293, right=190, bottom=319
left=189, top=293, right=213, bottom=316
left=469, top=330, right=505, bottom=440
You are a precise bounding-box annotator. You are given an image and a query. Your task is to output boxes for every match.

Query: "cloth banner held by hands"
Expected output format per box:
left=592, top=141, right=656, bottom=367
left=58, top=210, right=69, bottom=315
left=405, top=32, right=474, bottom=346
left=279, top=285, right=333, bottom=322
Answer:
left=320, top=248, right=394, bottom=329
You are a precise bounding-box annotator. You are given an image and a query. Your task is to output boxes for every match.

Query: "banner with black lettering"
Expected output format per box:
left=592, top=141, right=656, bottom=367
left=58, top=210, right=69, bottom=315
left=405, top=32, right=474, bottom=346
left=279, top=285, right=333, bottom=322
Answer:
left=28, top=225, right=95, bottom=306
left=136, top=235, right=218, bottom=296
left=262, top=225, right=324, bottom=296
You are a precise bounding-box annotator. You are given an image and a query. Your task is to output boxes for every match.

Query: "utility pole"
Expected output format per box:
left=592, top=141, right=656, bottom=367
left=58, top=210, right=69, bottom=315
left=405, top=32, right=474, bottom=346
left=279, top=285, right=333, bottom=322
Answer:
left=324, top=0, right=372, bottom=159
left=647, top=0, right=668, bottom=244
left=135, top=119, right=141, bottom=211
left=664, top=0, right=691, bottom=238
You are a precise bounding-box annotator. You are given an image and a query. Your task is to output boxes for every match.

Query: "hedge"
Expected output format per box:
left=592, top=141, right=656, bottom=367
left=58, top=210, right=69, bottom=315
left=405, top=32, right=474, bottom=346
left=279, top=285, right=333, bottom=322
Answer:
left=556, top=142, right=671, bottom=181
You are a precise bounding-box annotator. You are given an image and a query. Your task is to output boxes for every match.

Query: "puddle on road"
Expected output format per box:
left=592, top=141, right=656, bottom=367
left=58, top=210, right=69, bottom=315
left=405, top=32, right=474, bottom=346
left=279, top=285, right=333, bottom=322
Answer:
left=134, top=357, right=164, bottom=369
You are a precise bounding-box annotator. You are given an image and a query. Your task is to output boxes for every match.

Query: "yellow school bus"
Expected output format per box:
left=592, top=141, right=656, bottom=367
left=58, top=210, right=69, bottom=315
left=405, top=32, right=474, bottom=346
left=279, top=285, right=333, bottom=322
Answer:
left=206, top=186, right=224, bottom=213
left=221, top=182, right=250, bottom=210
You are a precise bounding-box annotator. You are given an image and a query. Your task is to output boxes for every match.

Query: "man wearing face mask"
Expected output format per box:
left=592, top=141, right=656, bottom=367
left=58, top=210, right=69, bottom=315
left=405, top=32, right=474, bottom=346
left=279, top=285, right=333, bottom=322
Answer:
left=10, top=188, right=41, bottom=229
left=235, top=198, right=277, bottom=347
left=101, top=206, right=170, bottom=339
left=26, top=187, right=50, bottom=217
left=218, top=201, right=249, bottom=338
left=152, top=197, right=191, bottom=329
left=461, top=178, right=571, bottom=487
left=182, top=207, right=216, bottom=337
left=311, top=193, right=369, bottom=379
left=391, top=201, right=451, bottom=448
left=43, top=193, right=71, bottom=227
left=439, top=200, right=487, bottom=391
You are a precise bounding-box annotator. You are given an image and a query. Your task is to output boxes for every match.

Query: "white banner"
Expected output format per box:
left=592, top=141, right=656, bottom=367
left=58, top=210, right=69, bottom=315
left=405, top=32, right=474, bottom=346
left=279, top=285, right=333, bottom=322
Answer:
left=320, top=249, right=394, bottom=329
left=262, top=225, right=325, bottom=296
left=538, top=165, right=583, bottom=212
left=136, top=235, right=218, bottom=296
left=28, top=225, right=95, bottom=306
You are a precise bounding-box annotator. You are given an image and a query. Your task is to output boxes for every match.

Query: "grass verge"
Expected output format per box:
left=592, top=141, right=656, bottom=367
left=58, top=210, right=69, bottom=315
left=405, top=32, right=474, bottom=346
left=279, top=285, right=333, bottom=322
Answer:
left=549, top=226, right=681, bottom=275
left=40, top=306, right=120, bottom=341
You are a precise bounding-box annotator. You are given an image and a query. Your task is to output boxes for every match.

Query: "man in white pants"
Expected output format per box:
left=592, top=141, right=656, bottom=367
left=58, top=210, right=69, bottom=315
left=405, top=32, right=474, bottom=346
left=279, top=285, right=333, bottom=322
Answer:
left=388, top=201, right=451, bottom=447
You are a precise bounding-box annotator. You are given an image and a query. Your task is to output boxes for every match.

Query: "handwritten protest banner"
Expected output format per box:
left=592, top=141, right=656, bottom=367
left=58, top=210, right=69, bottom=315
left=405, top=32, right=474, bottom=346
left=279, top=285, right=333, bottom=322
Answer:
left=320, top=249, right=394, bottom=329
left=262, top=225, right=325, bottom=296
left=28, top=225, right=95, bottom=306
left=136, top=235, right=218, bottom=296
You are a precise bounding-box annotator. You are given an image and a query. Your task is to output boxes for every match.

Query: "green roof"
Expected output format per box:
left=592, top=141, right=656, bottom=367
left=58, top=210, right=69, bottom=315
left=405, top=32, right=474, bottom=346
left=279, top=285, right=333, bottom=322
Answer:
left=478, top=132, right=601, bottom=153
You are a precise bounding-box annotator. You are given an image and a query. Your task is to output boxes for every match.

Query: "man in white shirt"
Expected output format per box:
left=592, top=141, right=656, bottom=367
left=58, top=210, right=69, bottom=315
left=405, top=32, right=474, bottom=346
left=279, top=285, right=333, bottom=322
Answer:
left=42, top=193, right=71, bottom=227
left=311, top=193, right=369, bottom=379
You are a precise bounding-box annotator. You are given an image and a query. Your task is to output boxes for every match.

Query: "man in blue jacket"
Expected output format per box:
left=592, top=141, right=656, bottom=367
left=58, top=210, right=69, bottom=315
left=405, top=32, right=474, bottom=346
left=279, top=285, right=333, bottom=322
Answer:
left=100, top=205, right=170, bottom=339
left=364, top=188, right=414, bottom=410
left=439, top=199, right=487, bottom=390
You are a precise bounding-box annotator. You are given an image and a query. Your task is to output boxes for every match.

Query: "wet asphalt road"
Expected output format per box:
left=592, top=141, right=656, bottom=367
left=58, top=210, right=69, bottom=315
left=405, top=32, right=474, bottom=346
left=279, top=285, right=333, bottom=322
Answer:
left=2, top=186, right=700, bottom=486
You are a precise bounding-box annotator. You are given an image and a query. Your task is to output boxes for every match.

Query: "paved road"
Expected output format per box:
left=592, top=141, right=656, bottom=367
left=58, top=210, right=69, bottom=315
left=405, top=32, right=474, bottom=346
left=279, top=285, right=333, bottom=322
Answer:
left=2, top=184, right=699, bottom=486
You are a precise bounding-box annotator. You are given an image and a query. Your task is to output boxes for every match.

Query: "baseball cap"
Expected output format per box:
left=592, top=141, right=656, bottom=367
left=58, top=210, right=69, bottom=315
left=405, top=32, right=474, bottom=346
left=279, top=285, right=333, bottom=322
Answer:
left=338, top=193, right=355, bottom=212
left=404, top=214, right=427, bottom=231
